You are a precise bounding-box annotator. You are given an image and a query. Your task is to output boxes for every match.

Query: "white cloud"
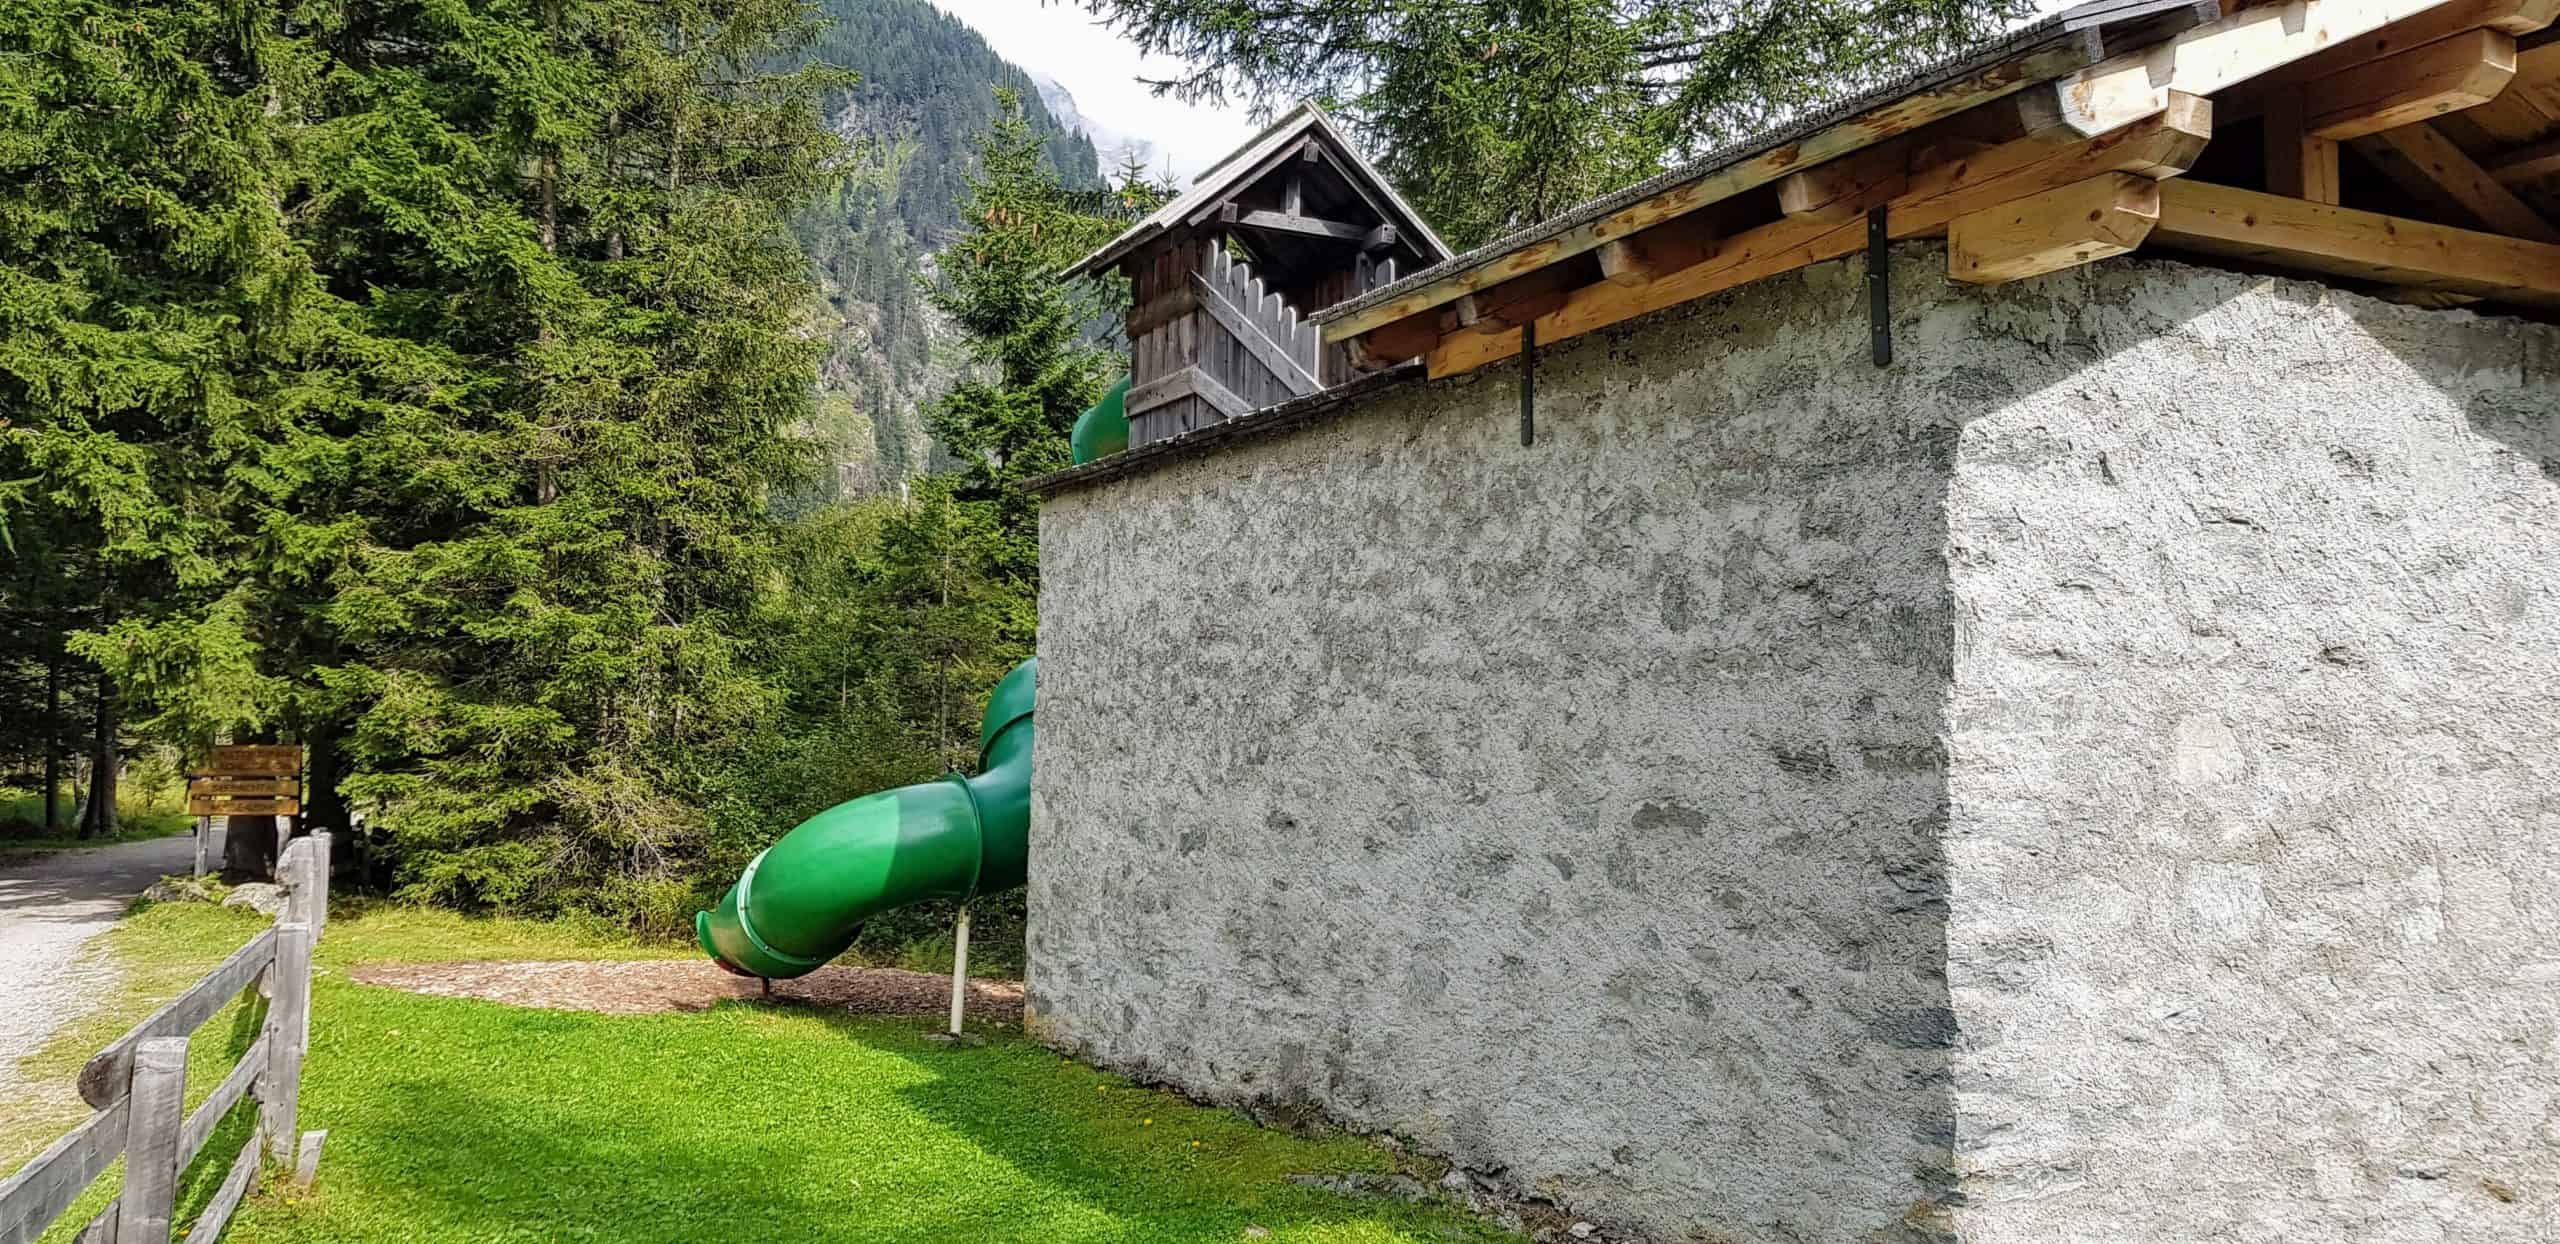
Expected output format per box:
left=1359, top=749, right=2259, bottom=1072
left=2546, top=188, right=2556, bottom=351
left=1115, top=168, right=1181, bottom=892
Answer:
left=928, top=0, right=1259, bottom=181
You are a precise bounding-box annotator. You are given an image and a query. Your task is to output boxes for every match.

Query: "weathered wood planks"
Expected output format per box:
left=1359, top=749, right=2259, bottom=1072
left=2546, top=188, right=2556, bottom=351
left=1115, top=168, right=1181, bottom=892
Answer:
left=79, top=928, right=277, bottom=1109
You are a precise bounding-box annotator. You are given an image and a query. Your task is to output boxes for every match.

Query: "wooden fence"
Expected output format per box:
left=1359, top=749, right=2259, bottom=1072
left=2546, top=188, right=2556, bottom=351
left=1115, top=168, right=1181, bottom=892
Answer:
left=0, top=834, right=331, bottom=1244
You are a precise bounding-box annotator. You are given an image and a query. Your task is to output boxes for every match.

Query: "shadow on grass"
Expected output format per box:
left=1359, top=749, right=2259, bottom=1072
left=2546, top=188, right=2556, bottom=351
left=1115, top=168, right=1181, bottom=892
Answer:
left=31, top=980, right=271, bottom=1243
left=244, top=980, right=1511, bottom=1243
left=858, top=1013, right=1517, bottom=1243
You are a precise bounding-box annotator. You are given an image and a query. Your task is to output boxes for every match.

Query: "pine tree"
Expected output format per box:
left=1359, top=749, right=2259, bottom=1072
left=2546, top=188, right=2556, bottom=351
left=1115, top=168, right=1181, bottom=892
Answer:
left=923, top=90, right=1132, bottom=574
left=308, top=0, right=849, bottom=923
left=0, top=0, right=339, bottom=846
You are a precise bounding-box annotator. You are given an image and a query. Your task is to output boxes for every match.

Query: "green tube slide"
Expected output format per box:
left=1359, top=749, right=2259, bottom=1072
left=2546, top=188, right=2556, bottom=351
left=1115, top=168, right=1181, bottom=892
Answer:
left=695, top=658, right=1036, bottom=980
left=1070, top=375, right=1129, bottom=465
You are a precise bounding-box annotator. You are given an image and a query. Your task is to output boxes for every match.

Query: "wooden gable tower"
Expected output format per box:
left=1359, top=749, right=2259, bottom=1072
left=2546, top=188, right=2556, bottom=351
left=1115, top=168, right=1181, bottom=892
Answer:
left=1066, top=103, right=1450, bottom=448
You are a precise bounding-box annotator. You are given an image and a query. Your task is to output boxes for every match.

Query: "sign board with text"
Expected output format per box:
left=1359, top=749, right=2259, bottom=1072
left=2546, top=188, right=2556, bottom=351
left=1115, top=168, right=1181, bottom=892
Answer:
left=190, top=745, right=304, bottom=819
left=204, top=745, right=303, bottom=776
left=189, top=777, right=299, bottom=798
left=189, top=796, right=301, bottom=818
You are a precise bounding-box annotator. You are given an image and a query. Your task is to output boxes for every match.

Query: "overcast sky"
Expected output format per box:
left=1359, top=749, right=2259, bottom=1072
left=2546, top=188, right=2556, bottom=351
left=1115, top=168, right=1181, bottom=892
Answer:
left=928, top=0, right=1258, bottom=181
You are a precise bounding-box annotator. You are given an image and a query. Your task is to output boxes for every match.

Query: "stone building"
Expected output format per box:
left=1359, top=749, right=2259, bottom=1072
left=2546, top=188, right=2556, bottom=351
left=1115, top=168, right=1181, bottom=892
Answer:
left=1023, top=3, right=2560, bottom=1240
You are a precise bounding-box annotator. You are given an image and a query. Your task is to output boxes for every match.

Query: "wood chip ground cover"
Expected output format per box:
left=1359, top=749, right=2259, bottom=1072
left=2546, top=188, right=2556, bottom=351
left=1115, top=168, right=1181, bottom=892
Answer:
left=351, top=958, right=1026, bottom=1022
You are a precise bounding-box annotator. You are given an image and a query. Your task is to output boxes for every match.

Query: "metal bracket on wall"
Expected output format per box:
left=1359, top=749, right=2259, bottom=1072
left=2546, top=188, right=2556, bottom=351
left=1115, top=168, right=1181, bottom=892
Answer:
left=1867, top=207, right=1891, bottom=368
left=1519, top=320, right=1538, bottom=447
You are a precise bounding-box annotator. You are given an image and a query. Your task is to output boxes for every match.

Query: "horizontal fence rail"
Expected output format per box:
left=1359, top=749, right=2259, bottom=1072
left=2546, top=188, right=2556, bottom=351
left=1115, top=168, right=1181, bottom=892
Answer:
left=0, top=834, right=331, bottom=1244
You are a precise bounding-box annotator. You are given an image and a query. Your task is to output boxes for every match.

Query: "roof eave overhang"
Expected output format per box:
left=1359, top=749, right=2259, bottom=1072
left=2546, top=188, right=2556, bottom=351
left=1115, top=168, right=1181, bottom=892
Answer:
left=1308, top=18, right=2101, bottom=330
left=1061, top=101, right=1451, bottom=281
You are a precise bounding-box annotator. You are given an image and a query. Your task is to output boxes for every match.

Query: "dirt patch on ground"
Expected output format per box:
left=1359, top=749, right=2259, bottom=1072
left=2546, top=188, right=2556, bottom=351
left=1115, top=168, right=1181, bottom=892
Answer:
left=351, top=959, right=1024, bottom=1024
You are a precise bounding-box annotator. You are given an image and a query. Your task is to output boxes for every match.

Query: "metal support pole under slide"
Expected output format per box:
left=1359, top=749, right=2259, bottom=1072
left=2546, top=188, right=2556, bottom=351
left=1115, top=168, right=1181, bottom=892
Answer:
left=946, top=906, right=971, bottom=1037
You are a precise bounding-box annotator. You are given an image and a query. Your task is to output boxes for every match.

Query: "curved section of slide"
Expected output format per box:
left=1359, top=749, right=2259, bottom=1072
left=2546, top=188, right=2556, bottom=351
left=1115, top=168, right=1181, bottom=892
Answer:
left=1070, top=375, right=1129, bottom=465
left=696, top=658, right=1036, bottom=979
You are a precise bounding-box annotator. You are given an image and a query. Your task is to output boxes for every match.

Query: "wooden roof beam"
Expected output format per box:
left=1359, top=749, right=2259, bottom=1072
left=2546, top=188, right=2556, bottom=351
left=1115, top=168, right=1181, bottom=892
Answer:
left=2441, top=39, right=2560, bottom=146
left=1454, top=264, right=1590, bottom=334
left=1351, top=307, right=1450, bottom=372
left=1949, top=172, right=2162, bottom=284
left=2054, top=0, right=2468, bottom=137
left=1221, top=203, right=1378, bottom=243
left=1778, top=144, right=1912, bottom=221
left=1295, top=137, right=1420, bottom=254
left=2303, top=28, right=2516, bottom=139
left=2486, top=132, right=2560, bottom=183
left=2256, top=0, right=2559, bottom=88
left=1407, top=95, right=2212, bottom=378
left=1598, top=215, right=1722, bottom=286
left=1896, top=91, right=2212, bottom=232
left=1318, top=38, right=2099, bottom=343
left=1929, top=89, right=2077, bottom=153
left=2150, top=178, right=2560, bottom=306
left=2265, top=94, right=2345, bottom=202
left=2354, top=121, right=2560, bottom=240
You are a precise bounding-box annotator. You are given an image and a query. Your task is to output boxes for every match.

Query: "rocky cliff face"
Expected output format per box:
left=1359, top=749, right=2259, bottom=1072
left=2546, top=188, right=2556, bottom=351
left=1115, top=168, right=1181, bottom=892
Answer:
left=1034, top=73, right=1163, bottom=176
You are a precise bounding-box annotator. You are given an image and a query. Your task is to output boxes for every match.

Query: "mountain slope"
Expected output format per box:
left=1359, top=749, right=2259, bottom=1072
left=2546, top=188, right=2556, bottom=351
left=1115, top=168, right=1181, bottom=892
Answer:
left=1034, top=74, right=1163, bottom=178
left=810, top=0, right=1103, bottom=242
left=788, top=0, right=1107, bottom=503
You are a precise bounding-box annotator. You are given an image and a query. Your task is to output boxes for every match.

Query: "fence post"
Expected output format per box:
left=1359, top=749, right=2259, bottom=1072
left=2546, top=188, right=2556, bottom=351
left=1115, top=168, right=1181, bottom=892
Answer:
left=311, top=832, right=331, bottom=943
left=261, top=921, right=313, bottom=1164
left=292, top=1130, right=327, bottom=1190
left=283, top=833, right=330, bottom=941
left=114, top=1037, right=189, bottom=1244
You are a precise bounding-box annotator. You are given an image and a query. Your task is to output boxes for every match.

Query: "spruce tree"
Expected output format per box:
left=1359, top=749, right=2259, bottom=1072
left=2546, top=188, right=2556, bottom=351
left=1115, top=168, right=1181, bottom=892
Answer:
left=923, top=90, right=1137, bottom=573
left=309, top=0, right=848, bottom=922
left=0, top=0, right=340, bottom=846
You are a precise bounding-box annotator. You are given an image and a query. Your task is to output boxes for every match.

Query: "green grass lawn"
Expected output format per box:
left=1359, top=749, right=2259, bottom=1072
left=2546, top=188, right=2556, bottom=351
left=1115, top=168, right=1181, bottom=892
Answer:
left=0, top=784, right=196, bottom=853
left=0, top=814, right=194, bottom=855
left=8, top=902, right=1516, bottom=1244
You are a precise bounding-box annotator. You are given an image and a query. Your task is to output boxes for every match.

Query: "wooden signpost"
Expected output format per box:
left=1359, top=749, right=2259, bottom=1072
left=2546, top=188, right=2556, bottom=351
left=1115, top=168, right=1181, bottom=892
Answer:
left=187, top=746, right=304, bottom=878
left=203, top=744, right=301, bottom=775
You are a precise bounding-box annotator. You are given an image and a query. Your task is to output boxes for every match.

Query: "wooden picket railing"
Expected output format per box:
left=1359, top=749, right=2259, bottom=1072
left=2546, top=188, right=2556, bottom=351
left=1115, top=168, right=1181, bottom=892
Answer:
left=0, top=834, right=331, bottom=1244
left=1193, top=244, right=1324, bottom=408
left=1128, top=243, right=1360, bottom=447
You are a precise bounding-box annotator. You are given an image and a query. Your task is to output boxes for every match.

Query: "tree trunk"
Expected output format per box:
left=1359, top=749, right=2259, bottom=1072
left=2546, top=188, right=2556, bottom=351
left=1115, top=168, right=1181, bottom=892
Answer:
left=42, top=645, right=62, bottom=831
left=537, top=0, right=561, bottom=255
left=224, top=814, right=281, bottom=882
left=305, top=722, right=349, bottom=837
left=81, top=671, right=117, bottom=839
left=605, top=104, right=624, bottom=260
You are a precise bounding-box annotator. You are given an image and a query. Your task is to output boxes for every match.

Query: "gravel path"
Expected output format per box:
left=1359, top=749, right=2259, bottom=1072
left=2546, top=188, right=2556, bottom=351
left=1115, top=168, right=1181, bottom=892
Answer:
left=0, top=828, right=222, bottom=1095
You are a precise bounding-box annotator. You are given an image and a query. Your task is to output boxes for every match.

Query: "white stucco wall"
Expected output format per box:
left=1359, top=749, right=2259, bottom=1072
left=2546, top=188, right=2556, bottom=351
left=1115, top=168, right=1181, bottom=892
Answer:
left=1027, top=246, right=2560, bottom=1243
left=1938, top=262, right=2560, bottom=1244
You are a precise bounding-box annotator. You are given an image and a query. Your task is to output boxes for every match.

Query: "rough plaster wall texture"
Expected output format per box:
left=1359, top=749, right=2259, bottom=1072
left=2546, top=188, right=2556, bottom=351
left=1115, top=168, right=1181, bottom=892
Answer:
left=1029, top=245, right=2560, bottom=1243
left=1033, top=252, right=1976, bottom=1243
left=1936, top=260, right=2560, bottom=1244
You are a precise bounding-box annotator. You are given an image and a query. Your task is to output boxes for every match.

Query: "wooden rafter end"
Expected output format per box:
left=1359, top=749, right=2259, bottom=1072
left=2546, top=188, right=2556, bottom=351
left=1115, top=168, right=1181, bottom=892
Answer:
left=1400, top=95, right=2214, bottom=379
